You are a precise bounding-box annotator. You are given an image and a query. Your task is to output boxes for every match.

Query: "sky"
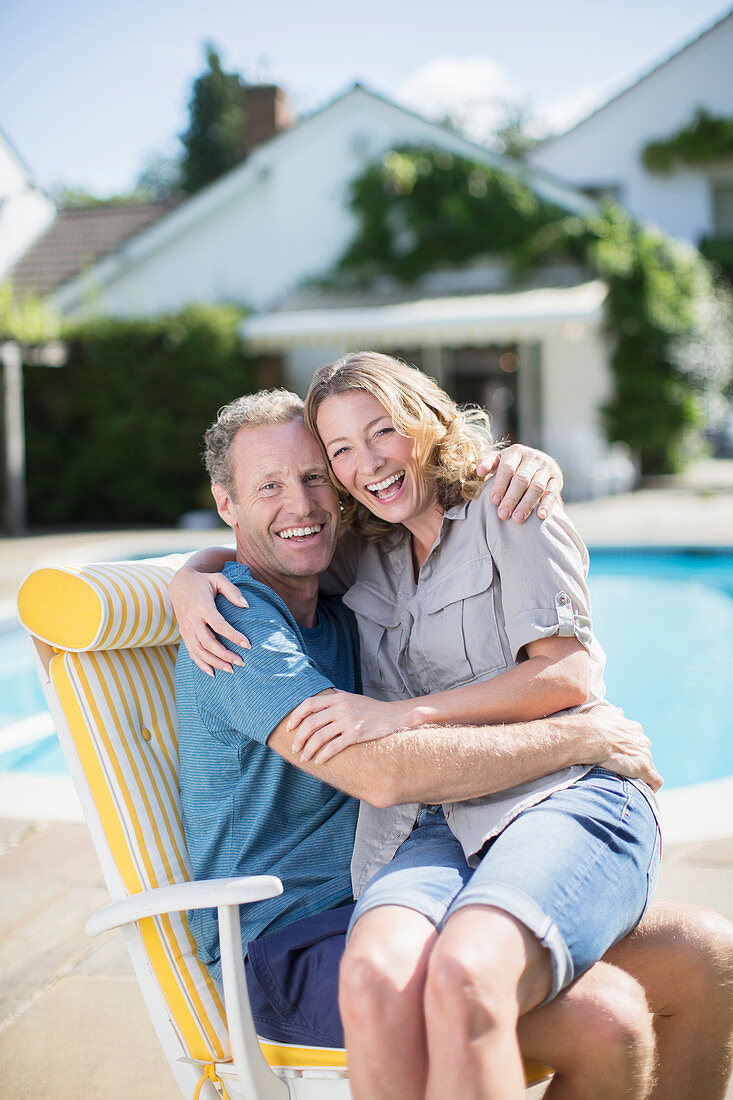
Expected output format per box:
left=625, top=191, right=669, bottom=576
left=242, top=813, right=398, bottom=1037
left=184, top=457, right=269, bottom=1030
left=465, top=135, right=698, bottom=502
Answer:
left=1, top=0, right=731, bottom=197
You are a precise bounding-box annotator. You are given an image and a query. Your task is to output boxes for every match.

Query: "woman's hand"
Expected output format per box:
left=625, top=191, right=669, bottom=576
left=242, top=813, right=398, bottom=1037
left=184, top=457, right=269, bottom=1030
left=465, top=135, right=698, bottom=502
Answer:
left=288, top=691, right=416, bottom=764
left=169, top=566, right=250, bottom=676
left=477, top=444, right=564, bottom=523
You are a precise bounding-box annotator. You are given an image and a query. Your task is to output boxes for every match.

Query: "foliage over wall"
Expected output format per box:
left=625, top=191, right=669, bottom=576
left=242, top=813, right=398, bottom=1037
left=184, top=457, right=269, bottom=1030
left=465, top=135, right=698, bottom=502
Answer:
left=23, top=305, right=252, bottom=527
left=336, top=146, right=728, bottom=474
left=642, top=109, right=733, bottom=173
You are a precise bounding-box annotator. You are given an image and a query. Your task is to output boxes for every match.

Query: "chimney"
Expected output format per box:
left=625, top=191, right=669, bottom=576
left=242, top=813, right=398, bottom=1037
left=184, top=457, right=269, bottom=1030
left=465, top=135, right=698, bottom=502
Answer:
left=242, top=85, right=295, bottom=150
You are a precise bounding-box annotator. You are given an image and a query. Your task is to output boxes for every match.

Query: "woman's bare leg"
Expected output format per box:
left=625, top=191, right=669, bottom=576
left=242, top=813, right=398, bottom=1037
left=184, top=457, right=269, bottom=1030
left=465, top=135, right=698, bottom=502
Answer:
left=338, top=905, right=437, bottom=1100
left=424, top=905, right=553, bottom=1099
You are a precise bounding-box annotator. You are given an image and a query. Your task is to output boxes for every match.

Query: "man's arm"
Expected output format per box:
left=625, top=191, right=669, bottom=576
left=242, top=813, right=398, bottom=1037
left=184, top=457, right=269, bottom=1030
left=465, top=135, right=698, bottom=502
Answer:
left=267, top=698, right=661, bottom=808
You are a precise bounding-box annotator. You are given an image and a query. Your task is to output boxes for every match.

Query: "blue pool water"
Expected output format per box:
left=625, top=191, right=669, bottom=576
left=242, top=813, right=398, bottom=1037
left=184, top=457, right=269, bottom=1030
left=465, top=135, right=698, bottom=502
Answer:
left=1, top=548, right=732, bottom=789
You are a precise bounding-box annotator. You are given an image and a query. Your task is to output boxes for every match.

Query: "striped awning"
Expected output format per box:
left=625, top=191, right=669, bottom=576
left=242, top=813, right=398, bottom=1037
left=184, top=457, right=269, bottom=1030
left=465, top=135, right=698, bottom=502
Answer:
left=242, top=280, right=608, bottom=352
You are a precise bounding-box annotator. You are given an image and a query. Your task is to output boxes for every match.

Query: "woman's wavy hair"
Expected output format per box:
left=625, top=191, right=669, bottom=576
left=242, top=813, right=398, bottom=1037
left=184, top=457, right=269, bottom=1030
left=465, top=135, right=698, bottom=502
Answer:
left=304, top=351, right=495, bottom=542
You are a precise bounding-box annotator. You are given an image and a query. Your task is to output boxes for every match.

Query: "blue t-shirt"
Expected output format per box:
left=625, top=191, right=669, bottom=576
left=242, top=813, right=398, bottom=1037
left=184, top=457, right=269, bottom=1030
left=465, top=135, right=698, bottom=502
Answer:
left=175, top=561, right=361, bottom=977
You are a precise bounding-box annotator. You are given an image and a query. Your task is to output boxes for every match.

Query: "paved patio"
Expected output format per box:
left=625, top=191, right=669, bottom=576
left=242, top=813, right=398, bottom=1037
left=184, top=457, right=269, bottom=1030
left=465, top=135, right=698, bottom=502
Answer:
left=1, top=459, right=731, bottom=1097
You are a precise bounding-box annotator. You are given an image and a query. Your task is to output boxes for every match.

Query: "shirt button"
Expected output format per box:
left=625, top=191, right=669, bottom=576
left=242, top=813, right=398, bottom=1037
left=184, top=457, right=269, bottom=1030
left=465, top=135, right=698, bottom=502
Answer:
left=422, top=687, right=430, bottom=694
left=557, top=593, right=568, bottom=605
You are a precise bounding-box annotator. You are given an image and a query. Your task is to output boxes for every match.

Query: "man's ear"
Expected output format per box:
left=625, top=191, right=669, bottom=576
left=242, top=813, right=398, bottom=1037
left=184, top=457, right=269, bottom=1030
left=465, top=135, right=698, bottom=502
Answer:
left=211, top=483, right=236, bottom=529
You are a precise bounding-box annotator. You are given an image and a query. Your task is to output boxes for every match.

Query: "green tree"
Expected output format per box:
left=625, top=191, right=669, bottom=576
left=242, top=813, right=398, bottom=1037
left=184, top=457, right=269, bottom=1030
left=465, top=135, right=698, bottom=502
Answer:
left=180, top=44, right=248, bottom=195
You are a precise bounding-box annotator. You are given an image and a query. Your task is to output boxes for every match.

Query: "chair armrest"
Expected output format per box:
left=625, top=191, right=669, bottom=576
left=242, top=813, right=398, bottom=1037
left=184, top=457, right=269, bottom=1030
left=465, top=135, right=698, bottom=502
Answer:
left=85, top=875, right=283, bottom=937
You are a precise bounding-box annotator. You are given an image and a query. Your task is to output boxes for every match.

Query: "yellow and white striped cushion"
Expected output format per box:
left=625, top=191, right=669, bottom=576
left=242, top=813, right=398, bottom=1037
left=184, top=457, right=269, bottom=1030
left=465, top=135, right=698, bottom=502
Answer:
left=17, top=555, right=186, bottom=651
left=51, top=641, right=230, bottom=1062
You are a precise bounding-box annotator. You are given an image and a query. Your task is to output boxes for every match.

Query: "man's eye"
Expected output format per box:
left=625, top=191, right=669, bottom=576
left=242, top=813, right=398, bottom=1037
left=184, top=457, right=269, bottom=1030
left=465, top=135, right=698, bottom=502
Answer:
left=306, top=473, right=327, bottom=484
left=261, top=483, right=278, bottom=492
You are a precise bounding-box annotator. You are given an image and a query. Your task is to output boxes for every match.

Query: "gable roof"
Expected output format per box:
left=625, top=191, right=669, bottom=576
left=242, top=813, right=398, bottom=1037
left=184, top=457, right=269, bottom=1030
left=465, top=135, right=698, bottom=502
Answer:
left=537, top=6, right=733, bottom=149
left=9, top=200, right=178, bottom=299
left=47, top=84, right=595, bottom=312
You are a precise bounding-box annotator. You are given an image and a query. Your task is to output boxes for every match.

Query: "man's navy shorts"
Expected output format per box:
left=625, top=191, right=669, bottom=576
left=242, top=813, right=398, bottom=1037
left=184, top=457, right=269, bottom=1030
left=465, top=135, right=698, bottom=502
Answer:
left=245, top=902, right=354, bottom=1047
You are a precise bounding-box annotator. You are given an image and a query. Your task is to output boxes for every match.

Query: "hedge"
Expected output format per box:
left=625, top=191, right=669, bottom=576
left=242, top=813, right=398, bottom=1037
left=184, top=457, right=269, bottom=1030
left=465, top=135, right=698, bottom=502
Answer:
left=23, top=305, right=253, bottom=526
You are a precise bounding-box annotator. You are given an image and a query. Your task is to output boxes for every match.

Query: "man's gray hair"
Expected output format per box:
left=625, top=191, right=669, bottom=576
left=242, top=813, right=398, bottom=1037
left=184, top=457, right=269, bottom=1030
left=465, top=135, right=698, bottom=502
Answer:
left=203, top=389, right=305, bottom=495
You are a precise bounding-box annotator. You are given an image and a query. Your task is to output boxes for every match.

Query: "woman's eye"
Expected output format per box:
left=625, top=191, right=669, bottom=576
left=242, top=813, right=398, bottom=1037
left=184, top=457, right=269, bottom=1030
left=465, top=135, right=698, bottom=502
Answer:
left=376, top=427, right=394, bottom=438
left=330, top=447, right=348, bottom=460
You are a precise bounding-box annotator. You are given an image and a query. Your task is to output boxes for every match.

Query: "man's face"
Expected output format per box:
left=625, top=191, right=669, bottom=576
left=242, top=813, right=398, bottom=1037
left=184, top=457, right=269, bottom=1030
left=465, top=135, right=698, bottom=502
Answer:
left=212, top=418, right=340, bottom=588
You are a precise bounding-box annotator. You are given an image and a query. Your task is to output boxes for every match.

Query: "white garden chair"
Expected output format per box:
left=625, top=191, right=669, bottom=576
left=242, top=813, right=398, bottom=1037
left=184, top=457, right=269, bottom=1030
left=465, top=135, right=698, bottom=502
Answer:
left=17, top=554, right=551, bottom=1098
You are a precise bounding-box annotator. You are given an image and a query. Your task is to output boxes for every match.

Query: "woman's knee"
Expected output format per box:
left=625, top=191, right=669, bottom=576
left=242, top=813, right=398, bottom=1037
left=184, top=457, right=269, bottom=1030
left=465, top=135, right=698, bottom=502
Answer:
left=425, top=917, right=530, bottom=1036
left=338, top=910, right=434, bottom=1031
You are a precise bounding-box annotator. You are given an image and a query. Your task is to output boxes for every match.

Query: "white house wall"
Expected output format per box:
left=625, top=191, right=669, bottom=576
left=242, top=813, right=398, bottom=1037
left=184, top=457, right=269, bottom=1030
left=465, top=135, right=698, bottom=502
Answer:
left=529, top=13, right=733, bottom=243
left=54, top=88, right=591, bottom=319
left=0, top=130, right=55, bottom=279
left=538, top=325, right=615, bottom=499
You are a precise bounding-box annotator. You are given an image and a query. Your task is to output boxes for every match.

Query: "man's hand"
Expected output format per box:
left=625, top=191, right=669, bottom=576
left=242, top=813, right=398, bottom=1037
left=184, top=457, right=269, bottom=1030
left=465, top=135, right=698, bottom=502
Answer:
left=584, top=706, right=662, bottom=791
left=477, top=444, right=564, bottom=524
left=169, top=565, right=250, bottom=676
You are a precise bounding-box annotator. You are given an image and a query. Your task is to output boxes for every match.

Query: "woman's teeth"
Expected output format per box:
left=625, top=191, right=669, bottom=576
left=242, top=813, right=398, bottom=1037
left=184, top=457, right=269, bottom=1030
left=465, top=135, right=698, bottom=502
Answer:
left=367, top=471, right=404, bottom=497
left=277, top=524, right=324, bottom=539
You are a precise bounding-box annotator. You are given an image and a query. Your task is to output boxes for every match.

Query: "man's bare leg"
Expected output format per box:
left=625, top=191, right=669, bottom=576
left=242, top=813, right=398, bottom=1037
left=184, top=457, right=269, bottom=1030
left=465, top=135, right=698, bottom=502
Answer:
left=605, top=901, right=733, bottom=1099
left=425, top=905, right=655, bottom=1100
left=339, top=906, right=437, bottom=1100
left=518, top=962, right=657, bottom=1099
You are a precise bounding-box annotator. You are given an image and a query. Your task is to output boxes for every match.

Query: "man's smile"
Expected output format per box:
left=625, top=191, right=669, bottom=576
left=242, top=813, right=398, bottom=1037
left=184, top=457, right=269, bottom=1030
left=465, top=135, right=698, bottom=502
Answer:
left=276, top=523, right=325, bottom=540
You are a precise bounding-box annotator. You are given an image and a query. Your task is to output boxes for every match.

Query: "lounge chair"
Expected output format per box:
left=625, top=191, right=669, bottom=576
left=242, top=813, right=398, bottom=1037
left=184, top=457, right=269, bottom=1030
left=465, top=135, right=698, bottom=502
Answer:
left=17, top=554, right=552, bottom=1098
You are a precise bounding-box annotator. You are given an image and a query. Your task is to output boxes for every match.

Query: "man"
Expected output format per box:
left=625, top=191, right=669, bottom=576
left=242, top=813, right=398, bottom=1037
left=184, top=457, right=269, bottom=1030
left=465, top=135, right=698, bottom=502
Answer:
left=175, top=390, right=733, bottom=1099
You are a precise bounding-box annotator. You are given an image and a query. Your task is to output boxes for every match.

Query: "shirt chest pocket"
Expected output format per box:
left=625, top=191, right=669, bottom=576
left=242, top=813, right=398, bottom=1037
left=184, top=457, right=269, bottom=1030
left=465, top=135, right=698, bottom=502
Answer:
left=342, top=584, right=406, bottom=700
left=416, top=555, right=507, bottom=691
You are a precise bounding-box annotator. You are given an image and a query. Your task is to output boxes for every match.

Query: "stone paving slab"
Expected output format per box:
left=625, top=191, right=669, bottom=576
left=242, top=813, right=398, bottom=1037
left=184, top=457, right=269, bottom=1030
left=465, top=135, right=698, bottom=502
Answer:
left=0, top=975, right=179, bottom=1099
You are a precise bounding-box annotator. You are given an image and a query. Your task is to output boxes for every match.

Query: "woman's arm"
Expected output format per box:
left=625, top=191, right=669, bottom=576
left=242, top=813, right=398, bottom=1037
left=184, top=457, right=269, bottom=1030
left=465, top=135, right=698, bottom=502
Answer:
left=290, top=634, right=590, bottom=763
left=169, top=547, right=248, bottom=675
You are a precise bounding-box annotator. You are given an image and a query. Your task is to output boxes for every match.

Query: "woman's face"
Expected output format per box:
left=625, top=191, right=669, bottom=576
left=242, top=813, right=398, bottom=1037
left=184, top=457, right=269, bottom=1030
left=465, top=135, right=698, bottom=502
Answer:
left=315, top=390, right=439, bottom=530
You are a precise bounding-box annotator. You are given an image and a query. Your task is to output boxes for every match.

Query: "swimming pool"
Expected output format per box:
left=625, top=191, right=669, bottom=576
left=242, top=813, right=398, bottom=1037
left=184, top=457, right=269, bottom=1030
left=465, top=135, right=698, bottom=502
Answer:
left=2, top=548, right=732, bottom=790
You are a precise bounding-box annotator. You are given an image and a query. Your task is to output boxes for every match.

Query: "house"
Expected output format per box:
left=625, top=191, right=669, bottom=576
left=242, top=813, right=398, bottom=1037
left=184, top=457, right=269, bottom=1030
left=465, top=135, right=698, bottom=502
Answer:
left=528, top=7, right=733, bottom=247
left=13, top=84, right=633, bottom=497
left=0, top=127, right=55, bottom=281
left=9, top=201, right=179, bottom=301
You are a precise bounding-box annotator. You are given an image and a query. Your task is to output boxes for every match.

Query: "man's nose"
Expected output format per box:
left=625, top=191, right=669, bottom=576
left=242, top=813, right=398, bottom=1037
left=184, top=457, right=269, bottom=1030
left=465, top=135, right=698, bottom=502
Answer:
left=284, top=481, right=316, bottom=516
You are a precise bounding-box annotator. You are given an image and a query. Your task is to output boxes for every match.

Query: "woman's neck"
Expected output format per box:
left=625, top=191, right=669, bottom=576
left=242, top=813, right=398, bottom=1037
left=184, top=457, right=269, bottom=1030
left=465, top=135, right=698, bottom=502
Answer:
left=404, top=502, right=444, bottom=577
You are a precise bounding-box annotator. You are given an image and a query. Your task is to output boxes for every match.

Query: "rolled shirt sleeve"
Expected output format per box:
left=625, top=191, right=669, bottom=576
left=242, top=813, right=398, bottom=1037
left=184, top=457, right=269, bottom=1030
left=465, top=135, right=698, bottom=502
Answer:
left=483, top=496, right=596, bottom=663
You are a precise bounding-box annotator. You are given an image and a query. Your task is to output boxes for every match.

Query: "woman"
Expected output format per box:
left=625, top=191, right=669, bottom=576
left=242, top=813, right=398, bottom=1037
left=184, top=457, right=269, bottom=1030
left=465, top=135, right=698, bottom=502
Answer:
left=172, top=356, right=733, bottom=1099
left=297, top=352, right=661, bottom=1099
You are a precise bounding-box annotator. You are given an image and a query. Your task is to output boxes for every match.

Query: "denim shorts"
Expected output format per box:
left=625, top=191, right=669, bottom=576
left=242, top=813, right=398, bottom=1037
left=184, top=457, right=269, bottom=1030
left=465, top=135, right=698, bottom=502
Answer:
left=349, top=767, right=662, bottom=1002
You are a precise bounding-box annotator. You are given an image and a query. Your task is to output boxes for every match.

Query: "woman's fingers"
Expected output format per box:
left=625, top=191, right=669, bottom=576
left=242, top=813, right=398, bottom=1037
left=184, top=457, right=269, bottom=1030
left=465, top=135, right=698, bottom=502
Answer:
left=294, top=709, right=340, bottom=754
left=212, top=575, right=250, bottom=608
left=537, top=478, right=563, bottom=521
left=299, top=721, right=349, bottom=762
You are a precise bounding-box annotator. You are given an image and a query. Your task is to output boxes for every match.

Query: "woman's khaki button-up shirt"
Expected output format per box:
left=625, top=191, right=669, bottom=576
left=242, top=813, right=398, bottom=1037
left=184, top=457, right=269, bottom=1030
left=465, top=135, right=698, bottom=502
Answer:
left=340, top=489, right=612, bottom=898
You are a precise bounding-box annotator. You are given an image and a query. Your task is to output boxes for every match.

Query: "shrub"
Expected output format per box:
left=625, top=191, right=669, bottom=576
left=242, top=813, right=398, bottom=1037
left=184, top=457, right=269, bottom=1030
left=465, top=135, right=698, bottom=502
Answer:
left=23, top=305, right=253, bottom=526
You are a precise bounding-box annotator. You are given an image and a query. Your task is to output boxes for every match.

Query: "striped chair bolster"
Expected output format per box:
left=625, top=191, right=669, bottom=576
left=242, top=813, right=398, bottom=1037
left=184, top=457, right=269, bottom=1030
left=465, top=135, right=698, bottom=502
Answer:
left=18, top=554, right=188, bottom=651
left=51, top=643, right=230, bottom=1062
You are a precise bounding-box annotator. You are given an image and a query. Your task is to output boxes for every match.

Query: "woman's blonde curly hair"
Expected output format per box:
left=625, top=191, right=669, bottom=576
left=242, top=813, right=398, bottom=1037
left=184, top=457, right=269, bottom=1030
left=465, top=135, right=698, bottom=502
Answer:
left=304, top=351, right=496, bottom=542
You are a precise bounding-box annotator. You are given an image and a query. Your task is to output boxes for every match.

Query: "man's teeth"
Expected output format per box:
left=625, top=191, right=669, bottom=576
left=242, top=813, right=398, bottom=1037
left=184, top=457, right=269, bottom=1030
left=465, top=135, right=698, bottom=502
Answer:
left=277, top=524, right=324, bottom=539
left=368, top=472, right=403, bottom=493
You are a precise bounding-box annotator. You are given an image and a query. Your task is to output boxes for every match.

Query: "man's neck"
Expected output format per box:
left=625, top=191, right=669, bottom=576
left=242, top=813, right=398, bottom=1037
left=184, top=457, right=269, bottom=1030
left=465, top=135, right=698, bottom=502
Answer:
left=237, top=552, right=320, bottom=628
